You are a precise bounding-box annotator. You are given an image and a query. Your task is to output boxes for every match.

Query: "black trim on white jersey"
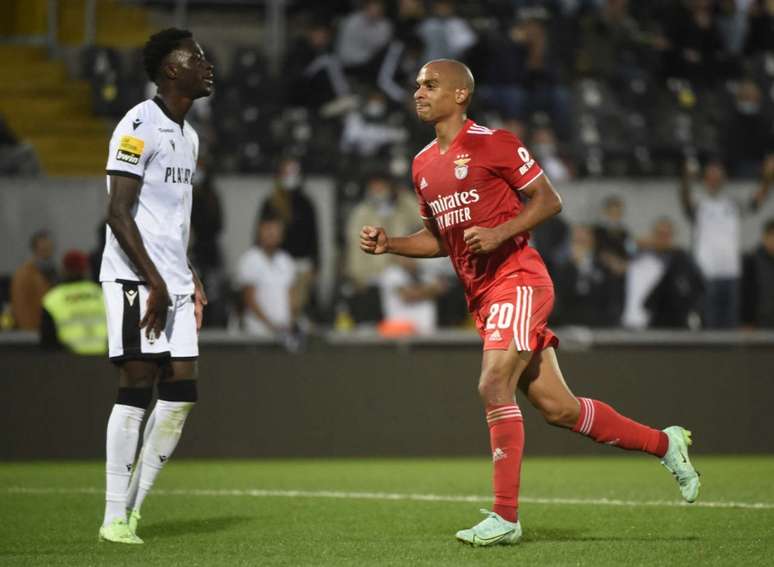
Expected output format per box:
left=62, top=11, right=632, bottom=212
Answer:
left=153, top=96, right=185, bottom=132
left=106, top=169, right=143, bottom=182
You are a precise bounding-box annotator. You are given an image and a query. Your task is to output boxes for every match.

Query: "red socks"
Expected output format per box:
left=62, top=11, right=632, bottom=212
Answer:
left=574, top=398, right=668, bottom=458
left=486, top=404, right=524, bottom=523
left=485, top=398, right=667, bottom=523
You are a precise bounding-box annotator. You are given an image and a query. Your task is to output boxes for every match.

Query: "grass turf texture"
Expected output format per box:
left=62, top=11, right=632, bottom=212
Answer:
left=1, top=457, right=773, bottom=566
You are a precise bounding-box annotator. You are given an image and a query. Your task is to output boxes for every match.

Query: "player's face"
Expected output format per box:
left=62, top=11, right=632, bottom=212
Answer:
left=414, top=65, right=459, bottom=123
left=172, top=39, right=214, bottom=99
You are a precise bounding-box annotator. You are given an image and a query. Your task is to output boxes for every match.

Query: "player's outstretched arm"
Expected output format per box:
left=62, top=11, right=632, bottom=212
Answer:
left=464, top=175, right=562, bottom=254
left=360, top=219, right=447, bottom=258
left=106, top=175, right=170, bottom=337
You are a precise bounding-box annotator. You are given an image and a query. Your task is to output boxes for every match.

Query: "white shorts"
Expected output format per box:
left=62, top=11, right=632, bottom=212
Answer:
left=102, top=281, right=199, bottom=362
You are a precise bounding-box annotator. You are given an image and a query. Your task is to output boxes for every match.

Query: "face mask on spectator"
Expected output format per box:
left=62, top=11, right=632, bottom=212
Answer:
left=737, top=100, right=760, bottom=115
left=281, top=173, right=301, bottom=190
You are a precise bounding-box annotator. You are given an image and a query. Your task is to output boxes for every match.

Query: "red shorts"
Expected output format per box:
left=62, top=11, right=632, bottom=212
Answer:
left=474, top=284, right=559, bottom=351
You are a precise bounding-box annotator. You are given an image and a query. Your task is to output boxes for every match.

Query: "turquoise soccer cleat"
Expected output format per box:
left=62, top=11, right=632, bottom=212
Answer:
left=661, top=425, right=701, bottom=503
left=455, top=509, right=522, bottom=547
left=98, top=518, right=144, bottom=544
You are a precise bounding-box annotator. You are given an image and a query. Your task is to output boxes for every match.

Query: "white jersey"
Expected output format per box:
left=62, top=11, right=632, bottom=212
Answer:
left=237, top=247, right=296, bottom=336
left=693, top=193, right=741, bottom=279
left=100, top=97, right=199, bottom=294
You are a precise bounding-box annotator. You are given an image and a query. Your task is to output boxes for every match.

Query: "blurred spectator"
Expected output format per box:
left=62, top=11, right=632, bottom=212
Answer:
left=679, top=157, right=772, bottom=328
left=287, top=19, right=350, bottom=110
left=40, top=250, right=107, bottom=354
left=593, top=195, right=634, bottom=325
left=237, top=209, right=299, bottom=337
left=378, top=256, right=446, bottom=335
left=743, top=0, right=774, bottom=56
left=336, top=0, right=393, bottom=74
left=474, top=12, right=572, bottom=138
left=741, top=218, right=774, bottom=328
left=576, top=0, right=653, bottom=82
left=191, top=168, right=224, bottom=277
left=377, top=34, right=424, bottom=105
left=530, top=125, right=572, bottom=181
left=553, top=225, right=615, bottom=327
left=716, top=0, right=753, bottom=55
left=726, top=77, right=774, bottom=178
left=662, top=0, right=730, bottom=86
left=417, top=0, right=477, bottom=62
left=340, top=89, right=408, bottom=158
left=191, top=167, right=229, bottom=328
left=11, top=230, right=56, bottom=331
left=532, top=215, right=570, bottom=275
left=345, top=174, right=421, bottom=322
left=624, top=217, right=704, bottom=329
left=593, top=196, right=636, bottom=263
left=259, top=157, right=320, bottom=319
left=0, top=114, right=39, bottom=175
left=392, top=0, right=425, bottom=43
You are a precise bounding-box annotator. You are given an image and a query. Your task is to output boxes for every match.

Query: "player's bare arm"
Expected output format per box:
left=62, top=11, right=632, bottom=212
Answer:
left=464, top=175, right=562, bottom=255
left=188, top=260, right=207, bottom=331
left=106, top=174, right=170, bottom=337
left=360, top=218, right=447, bottom=258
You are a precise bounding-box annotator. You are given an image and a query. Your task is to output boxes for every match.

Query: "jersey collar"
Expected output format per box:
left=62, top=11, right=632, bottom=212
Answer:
left=437, top=118, right=473, bottom=156
left=153, top=96, right=185, bottom=132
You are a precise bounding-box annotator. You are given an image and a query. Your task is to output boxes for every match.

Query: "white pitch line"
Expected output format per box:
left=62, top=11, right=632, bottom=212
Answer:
left=5, top=486, right=774, bottom=510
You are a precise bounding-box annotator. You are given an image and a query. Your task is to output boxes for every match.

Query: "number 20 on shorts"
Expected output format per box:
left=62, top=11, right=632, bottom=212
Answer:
left=485, top=303, right=514, bottom=330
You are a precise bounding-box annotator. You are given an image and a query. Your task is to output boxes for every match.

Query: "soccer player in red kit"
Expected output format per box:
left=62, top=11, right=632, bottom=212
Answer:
left=360, top=59, right=700, bottom=546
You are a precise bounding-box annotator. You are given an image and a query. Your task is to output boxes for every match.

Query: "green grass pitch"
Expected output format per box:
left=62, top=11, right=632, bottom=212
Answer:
left=2, top=457, right=773, bottom=566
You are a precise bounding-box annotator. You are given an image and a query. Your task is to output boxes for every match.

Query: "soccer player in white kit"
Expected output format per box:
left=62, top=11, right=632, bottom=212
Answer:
left=97, top=28, right=214, bottom=544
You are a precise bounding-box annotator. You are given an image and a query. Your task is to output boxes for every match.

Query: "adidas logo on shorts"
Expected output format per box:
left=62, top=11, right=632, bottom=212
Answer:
left=489, top=329, right=502, bottom=342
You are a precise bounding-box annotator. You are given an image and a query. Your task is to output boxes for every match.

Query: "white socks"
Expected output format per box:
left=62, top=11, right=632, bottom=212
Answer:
left=129, top=400, right=194, bottom=514
left=125, top=406, right=155, bottom=512
left=103, top=404, right=145, bottom=526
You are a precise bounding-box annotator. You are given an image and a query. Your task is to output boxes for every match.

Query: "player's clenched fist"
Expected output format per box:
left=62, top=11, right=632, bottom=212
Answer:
left=360, top=225, right=390, bottom=255
left=463, top=225, right=503, bottom=254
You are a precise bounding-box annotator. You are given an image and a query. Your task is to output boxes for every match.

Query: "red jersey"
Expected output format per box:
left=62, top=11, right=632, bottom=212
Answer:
left=412, top=119, right=553, bottom=309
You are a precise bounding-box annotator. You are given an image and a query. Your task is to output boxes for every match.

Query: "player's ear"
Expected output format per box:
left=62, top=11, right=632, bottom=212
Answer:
left=455, top=88, right=469, bottom=105
left=162, top=60, right=177, bottom=81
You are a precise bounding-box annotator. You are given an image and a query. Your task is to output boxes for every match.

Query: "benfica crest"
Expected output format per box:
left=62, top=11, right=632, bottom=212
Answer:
left=454, top=154, right=471, bottom=179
